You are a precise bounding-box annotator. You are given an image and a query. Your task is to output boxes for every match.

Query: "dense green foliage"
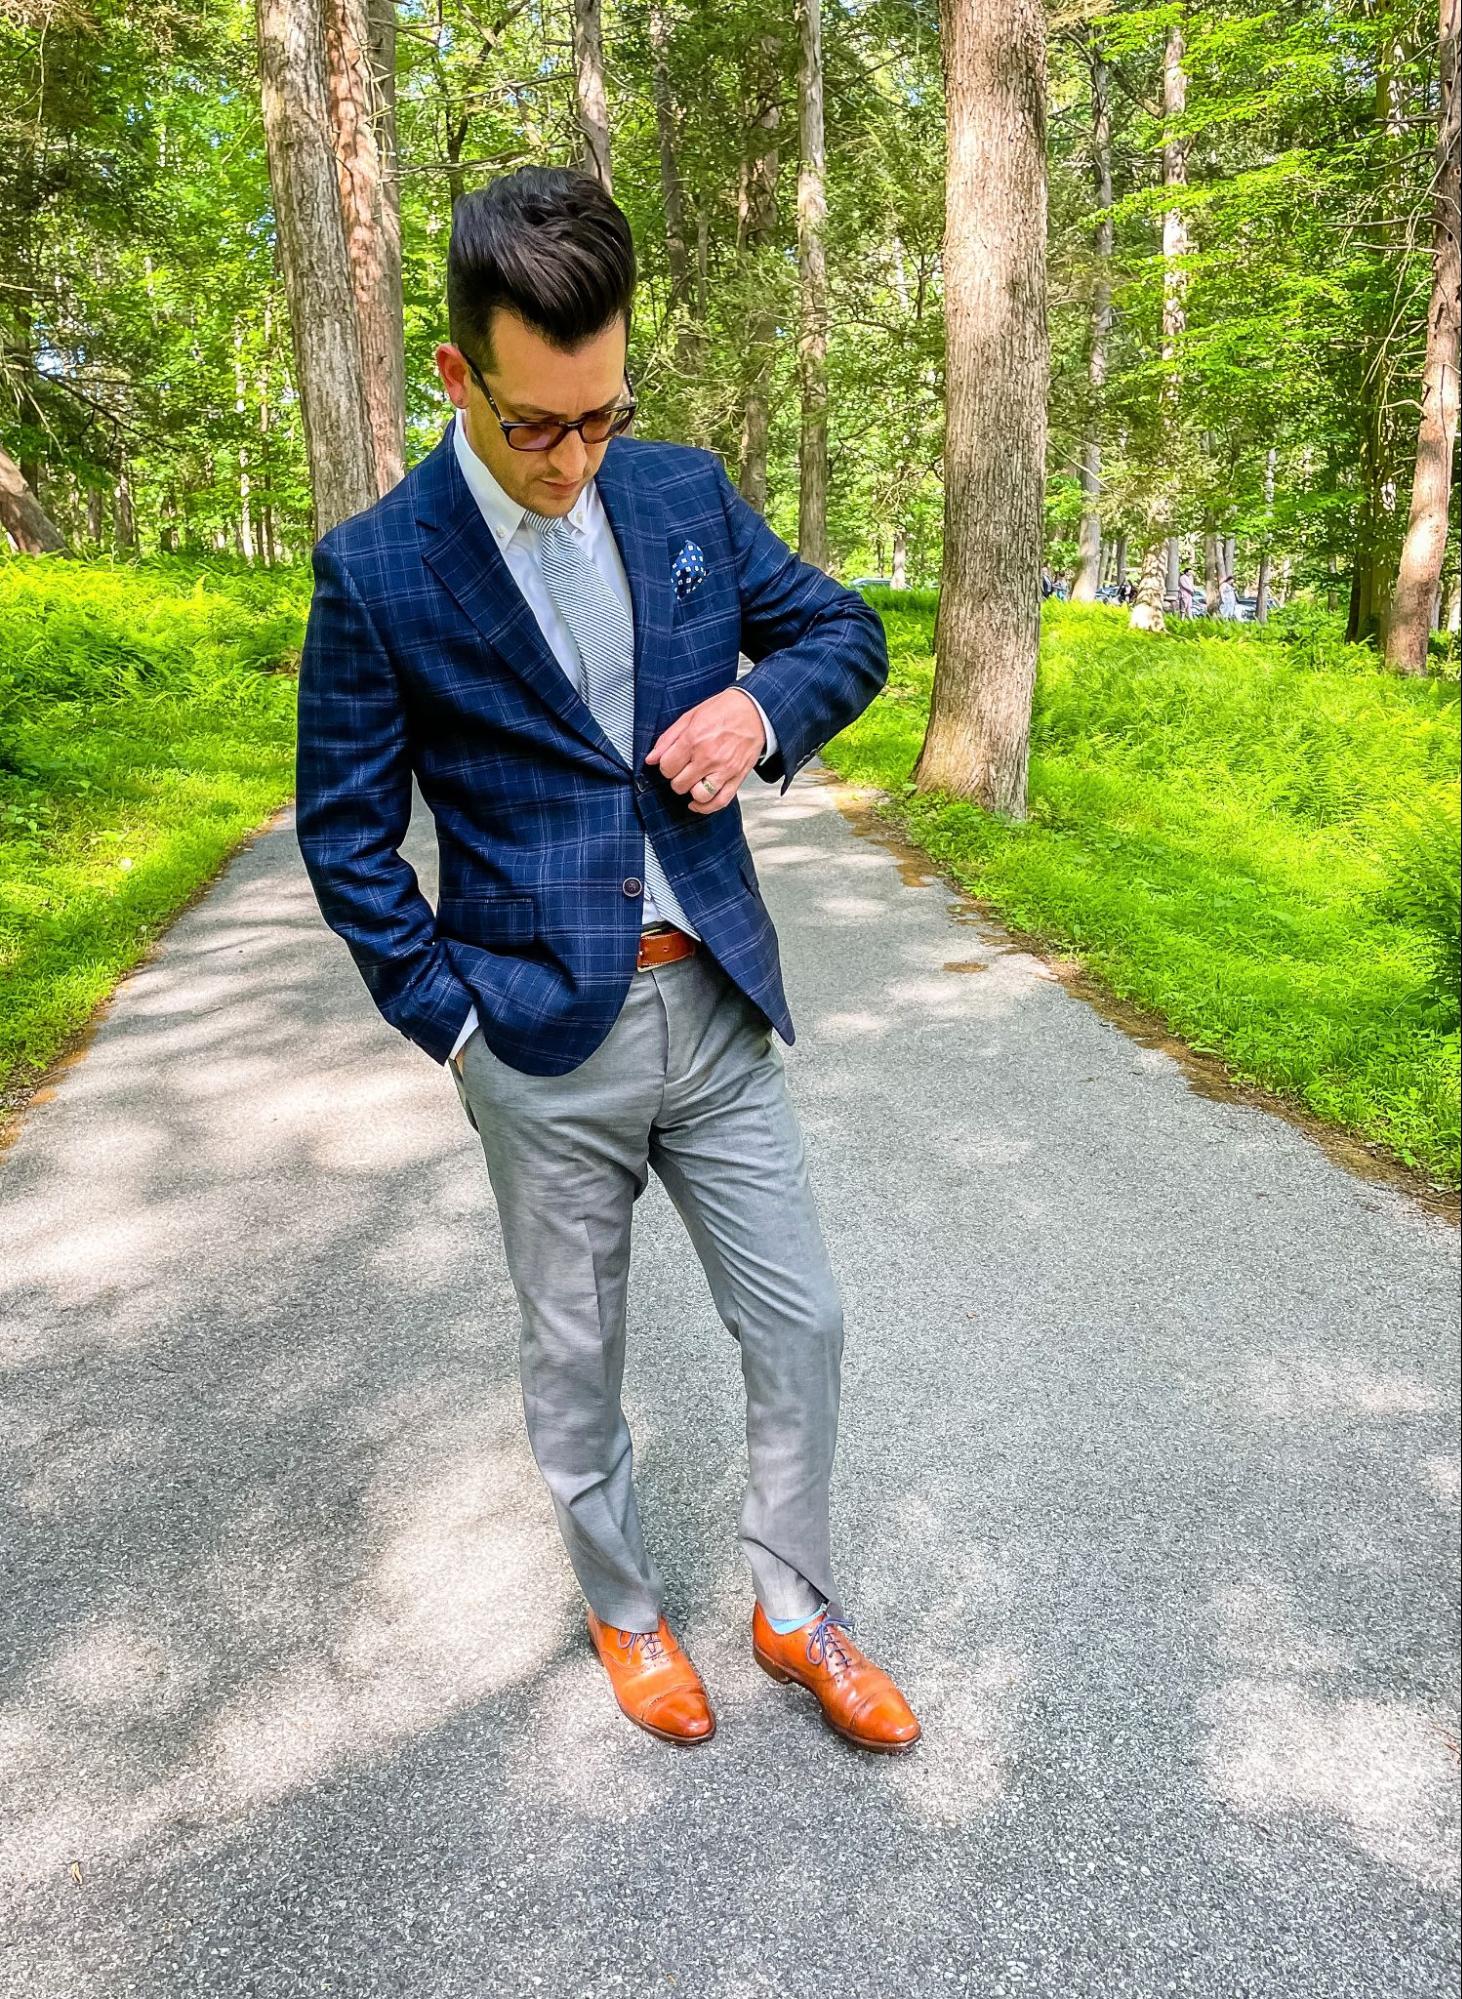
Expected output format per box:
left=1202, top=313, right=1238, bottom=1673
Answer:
left=825, top=594, right=1461, bottom=1186
left=3, top=558, right=1456, bottom=1188
left=1047, top=1, right=1460, bottom=614
left=3, top=0, right=1456, bottom=619
left=0, top=558, right=304, bottom=1093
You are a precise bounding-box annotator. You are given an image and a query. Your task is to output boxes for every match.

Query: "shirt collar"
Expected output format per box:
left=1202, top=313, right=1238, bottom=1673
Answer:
left=453, top=408, right=595, bottom=546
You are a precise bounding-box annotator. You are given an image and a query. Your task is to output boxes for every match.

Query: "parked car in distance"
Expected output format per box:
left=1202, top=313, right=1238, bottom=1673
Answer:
left=846, top=575, right=894, bottom=590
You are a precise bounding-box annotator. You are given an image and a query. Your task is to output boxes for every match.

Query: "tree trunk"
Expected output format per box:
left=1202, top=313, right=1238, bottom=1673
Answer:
left=260, top=297, right=278, bottom=566
left=256, top=0, right=376, bottom=538
left=916, top=0, right=1048, bottom=815
left=323, top=0, right=405, bottom=495
left=1441, top=565, right=1461, bottom=635
left=233, top=332, right=257, bottom=562
left=0, top=442, right=69, bottom=553
left=115, top=458, right=138, bottom=554
left=1130, top=540, right=1167, bottom=631
left=1204, top=529, right=1221, bottom=610
left=1347, top=382, right=1398, bottom=644
left=892, top=525, right=908, bottom=588
left=649, top=0, right=704, bottom=386
left=1386, top=0, right=1460, bottom=673
left=572, top=0, right=612, bottom=192
left=1131, top=14, right=1188, bottom=631
left=736, top=32, right=782, bottom=511
left=1254, top=445, right=1276, bottom=620
left=795, top=0, right=830, bottom=571
left=1072, top=32, right=1112, bottom=601
left=1351, top=17, right=1412, bottom=648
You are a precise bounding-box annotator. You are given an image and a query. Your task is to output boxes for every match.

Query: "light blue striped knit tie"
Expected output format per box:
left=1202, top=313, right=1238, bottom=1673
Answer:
left=529, top=511, right=699, bottom=940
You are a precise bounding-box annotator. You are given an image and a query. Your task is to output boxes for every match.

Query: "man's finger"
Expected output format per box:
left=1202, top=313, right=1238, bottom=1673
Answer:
left=644, top=715, right=689, bottom=769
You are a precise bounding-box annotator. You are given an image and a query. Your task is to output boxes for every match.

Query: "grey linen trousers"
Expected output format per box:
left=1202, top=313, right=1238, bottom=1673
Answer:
left=449, top=940, right=847, bottom=1633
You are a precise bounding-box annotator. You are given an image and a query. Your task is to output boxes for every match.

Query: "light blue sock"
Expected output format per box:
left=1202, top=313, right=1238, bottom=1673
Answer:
left=764, top=1600, right=827, bottom=1634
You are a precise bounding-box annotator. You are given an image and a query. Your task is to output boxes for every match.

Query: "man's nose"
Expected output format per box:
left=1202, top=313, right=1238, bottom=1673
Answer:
left=548, top=431, right=590, bottom=481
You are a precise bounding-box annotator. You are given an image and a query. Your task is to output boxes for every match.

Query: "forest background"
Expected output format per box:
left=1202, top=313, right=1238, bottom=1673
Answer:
left=1, top=0, right=1459, bottom=1190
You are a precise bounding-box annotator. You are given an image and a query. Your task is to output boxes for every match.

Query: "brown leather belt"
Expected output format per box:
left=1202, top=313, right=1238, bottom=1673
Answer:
left=637, top=923, right=698, bottom=971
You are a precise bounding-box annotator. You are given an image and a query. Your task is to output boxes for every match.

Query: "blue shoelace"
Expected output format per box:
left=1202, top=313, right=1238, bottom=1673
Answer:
left=806, top=1610, right=858, bottom=1670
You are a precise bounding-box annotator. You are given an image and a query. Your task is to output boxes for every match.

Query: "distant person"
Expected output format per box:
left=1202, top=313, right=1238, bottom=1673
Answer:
left=1177, top=567, right=1195, bottom=618
left=1040, top=566, right=1055, bottom=600
left=1218, top=573, right=1238, bottom=620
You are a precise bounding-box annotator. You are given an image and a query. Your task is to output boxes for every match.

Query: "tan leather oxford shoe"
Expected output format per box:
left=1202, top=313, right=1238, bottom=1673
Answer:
left=752, top=1602, right=921, bottom=1754
left=586, top=1608, right=717, bottom=1746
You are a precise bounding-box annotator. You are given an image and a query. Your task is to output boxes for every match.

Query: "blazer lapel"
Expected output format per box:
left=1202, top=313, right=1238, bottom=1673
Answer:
left=414, top=421, right=626, bottom=773
left=591, top=437, right=674, bottom=775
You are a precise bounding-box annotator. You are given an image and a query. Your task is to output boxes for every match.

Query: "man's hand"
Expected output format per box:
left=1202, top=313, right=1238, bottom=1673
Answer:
left=644, top=686, right=767, bottom=815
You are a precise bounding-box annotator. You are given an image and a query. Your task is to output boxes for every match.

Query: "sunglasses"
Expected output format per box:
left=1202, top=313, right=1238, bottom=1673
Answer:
left=462, top=352, right=637, bottom=452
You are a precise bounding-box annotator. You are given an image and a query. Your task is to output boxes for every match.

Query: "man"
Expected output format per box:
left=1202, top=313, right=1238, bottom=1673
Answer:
left=1177, top=566, right=1195, bottom=619
left=295, top=166, right=921, bottom=1754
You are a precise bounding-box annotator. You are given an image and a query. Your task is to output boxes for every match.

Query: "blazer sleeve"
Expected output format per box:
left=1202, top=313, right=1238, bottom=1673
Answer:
left=708, top=453, right=889, bottom=795
left=295, top=535, right=475, bottom=1065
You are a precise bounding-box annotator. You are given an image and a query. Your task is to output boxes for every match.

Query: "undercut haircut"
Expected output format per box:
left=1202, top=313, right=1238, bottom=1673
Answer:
left=447, top=166, right=636, bottom=372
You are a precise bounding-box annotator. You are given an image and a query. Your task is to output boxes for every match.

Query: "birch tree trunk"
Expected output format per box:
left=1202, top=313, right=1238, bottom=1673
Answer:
left=796, top=0, right=830, bottom=571
left=572, top=0, right=612, bottom=192
left=1072, top=33, right=1112, bottom=601
left=915, top=0, right=1048, bottom=815
left=1255, top=446, right=1277, bottom=620
left=233, top=332, right=256, bottom=561
left=1129, top=14, right=1189, bottom=632
left=260, top=297, right=278, bottom=566
left=256, top=0, right=376, bottom=536
left=1386, top=0, right=1460, bottom=673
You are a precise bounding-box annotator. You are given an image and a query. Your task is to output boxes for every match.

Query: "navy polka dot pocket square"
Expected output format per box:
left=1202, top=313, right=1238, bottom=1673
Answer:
left=671, top=538, right=708, bottom=599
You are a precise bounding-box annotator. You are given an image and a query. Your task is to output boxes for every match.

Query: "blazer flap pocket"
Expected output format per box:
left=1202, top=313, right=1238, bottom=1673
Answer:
left=437, top=891, right=536, bottom=944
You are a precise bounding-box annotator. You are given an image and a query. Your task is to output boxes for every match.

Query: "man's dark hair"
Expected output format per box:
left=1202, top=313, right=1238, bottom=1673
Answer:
left=447, top=167, right=636, bottom=373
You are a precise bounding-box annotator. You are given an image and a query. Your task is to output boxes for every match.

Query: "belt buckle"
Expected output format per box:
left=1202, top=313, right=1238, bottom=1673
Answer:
left=637, top=923, right=689, bottom=971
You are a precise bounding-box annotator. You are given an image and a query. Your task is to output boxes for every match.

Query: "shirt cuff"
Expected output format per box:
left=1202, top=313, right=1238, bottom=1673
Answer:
left=739, top=689, right=778, bottom=765
left=448, top=1004, right=479, bottom=1063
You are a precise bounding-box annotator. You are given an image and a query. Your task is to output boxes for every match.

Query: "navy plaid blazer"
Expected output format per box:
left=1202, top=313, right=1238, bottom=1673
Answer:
left=294, top=417, right=889, bottom=1076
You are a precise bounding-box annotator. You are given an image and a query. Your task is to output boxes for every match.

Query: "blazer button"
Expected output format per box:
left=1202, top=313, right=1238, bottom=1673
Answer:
left=622, top=876, right=643, bottom=896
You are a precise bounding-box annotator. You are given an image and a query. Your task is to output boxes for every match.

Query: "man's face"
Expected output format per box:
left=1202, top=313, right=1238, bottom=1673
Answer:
left=436, top=309, right=629, bottom=516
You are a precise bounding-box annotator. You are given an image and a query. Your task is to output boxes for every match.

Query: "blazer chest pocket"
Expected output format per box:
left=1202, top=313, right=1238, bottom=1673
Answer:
left=437, top=892, right=536, bottom=945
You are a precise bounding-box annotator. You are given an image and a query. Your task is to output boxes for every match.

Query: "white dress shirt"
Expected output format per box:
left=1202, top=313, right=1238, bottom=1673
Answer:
left=445, top=410, right=778, bottom=1064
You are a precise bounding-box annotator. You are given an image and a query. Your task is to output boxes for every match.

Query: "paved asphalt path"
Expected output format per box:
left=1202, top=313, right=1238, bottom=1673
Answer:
left=2, top=759, right=1458, bottom=1999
